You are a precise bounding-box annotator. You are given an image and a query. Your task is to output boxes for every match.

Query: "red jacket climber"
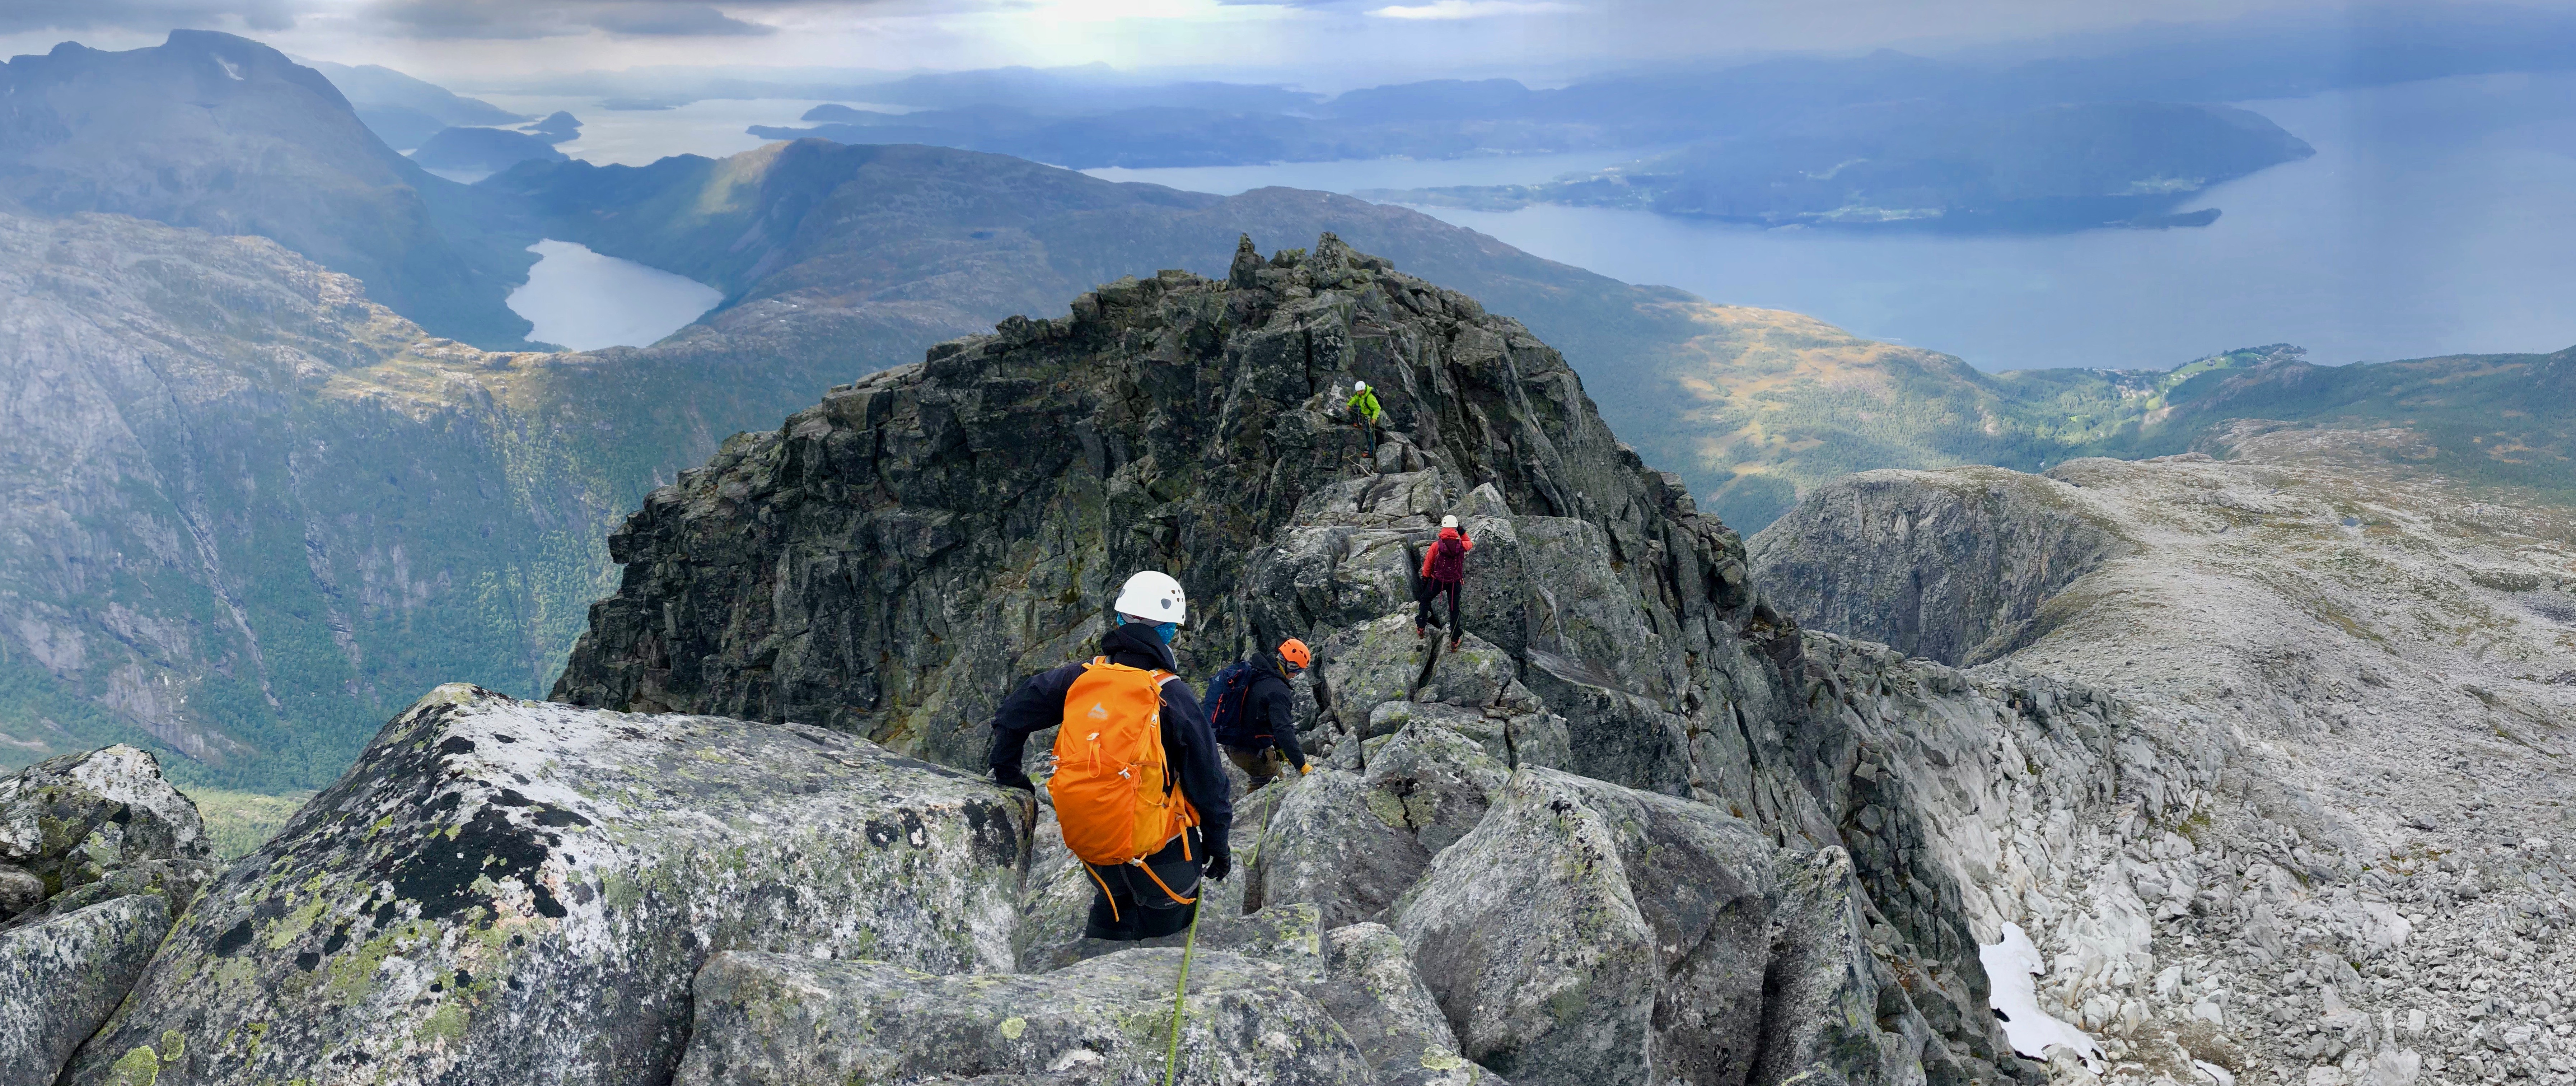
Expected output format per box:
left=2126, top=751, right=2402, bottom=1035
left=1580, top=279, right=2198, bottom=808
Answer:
left=1416, top=516, right=1474, bottom=647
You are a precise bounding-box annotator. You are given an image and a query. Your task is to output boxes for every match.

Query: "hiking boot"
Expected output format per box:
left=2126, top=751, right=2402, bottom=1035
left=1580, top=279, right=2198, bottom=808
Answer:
left=1415, top=625, right=1427, bottom=640
left=1448, top=636, right=1462, bottom=650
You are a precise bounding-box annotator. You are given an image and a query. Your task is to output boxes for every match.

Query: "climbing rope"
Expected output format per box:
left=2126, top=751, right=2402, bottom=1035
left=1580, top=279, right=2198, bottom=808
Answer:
left=1160, top=893, right=1203, bottom=1086
left=1163, top=779, right=1284, bottom=1084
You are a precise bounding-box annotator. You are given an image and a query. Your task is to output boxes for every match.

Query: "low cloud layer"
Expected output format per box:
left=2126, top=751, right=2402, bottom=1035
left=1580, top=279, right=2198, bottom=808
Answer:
left=0, top=0, right=299, bottom=33
left=371, top=0, right=792, bottom=38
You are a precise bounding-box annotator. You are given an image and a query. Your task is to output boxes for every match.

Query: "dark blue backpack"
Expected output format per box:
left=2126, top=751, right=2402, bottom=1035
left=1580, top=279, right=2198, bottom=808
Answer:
left=1201, top=659, right=1263, bottom=747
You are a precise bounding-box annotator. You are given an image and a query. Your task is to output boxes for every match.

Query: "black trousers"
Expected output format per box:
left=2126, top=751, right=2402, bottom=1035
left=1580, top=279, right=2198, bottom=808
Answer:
left=1082, top=826, right=1205, bottom=941
left=1415, top=578, right=1461, bottom=633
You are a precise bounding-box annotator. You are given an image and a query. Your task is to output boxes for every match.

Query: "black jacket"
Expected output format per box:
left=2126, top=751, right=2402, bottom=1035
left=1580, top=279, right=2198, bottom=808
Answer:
left=1237, top=661, right=1309, bottom=772
left=987, top=623, right=1234, bottom=861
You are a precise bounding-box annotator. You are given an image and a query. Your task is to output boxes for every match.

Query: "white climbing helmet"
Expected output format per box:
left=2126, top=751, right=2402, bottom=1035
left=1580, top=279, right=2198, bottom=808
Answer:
left=1113, top=570, right=1187, bottom=626
left=1441, top=515, right=1458, bottom=529
left=1353, top=381, right=1369, bottom=392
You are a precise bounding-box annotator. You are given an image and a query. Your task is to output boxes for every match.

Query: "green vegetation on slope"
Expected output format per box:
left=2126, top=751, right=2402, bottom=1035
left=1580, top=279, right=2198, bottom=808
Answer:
left=1654, top=304, right=2576, bottom=530
left=183, top=787, right=314, bottom=859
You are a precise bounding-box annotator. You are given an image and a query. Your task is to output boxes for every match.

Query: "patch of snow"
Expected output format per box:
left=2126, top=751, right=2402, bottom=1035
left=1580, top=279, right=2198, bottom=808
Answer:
left=2194, top=1059, right=2237, bottom=1086
left=1981, top=923, right=2104, bottom=1071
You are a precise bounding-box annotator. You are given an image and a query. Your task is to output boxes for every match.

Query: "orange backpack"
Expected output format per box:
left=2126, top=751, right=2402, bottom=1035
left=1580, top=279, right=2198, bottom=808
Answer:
left=1047, top=658, right=1201, bottom=908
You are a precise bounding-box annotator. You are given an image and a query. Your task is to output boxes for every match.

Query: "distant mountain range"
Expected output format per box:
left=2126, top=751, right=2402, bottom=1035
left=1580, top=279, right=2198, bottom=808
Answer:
left=0, top=33, right=542, bottom=348
left=300, top=58, right=528, bottom=149
left=726, top=4, right=2576, bottom=230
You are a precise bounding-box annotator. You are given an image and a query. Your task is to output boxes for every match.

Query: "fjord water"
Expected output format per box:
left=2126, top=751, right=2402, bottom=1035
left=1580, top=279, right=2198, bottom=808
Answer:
left=1094, top=73, right=2576, bottom=370
left=506, top=240, right=724, bottom=351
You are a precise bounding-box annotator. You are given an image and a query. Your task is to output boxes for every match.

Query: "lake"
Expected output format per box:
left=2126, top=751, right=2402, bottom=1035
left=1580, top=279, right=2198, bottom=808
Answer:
left=506, top=240, right=723, bottom=351
left=1088, top=72, right=2576, bottom=371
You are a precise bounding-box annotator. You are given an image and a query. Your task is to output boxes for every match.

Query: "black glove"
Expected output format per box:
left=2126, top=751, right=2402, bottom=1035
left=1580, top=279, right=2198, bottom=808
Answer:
left=1203, top=850, right=1233, bottom=884
left=995, top=767, right=1035, bottom=794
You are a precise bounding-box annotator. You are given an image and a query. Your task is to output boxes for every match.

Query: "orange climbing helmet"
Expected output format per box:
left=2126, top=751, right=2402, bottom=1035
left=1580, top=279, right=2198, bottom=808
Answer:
left=1277, top=638, right=1312, bottom=671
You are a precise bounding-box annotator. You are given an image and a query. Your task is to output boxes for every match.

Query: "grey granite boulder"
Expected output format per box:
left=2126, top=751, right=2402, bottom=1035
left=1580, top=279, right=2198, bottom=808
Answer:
left=1249, top=718, right=1512, bottom=929
left=1751, top=847, right=1985, bottom=1086
left=1317, top=614, right=1437, bottom=738
left=677, top=948, right=1371, bottom=1085
left=65, top=684, right=1031, bottom=1086
left=1307, top=922, right=1504, bottom=1085
left=0, top=745, right=215, bottom=927
left=1389, top=766, right=1775, bottom=1086
left=1242, top=769, right=1423, bottom=928
left=0, top=894, right=171, bottom=1086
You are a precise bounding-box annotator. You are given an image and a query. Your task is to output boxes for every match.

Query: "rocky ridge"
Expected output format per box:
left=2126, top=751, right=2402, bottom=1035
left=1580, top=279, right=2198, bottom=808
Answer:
left=23, top=238, right=2561, bottom=1086
left=1753, top=424, right=2576, bottom=1085
left=553, top=235, right=2034, bottom=1081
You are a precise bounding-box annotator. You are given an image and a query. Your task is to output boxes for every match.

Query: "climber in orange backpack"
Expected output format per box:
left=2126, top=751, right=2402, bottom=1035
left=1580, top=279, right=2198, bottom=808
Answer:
left=988, top=570, right=1235, bottom=941
left=1416, top=514, right=1474, bottom=648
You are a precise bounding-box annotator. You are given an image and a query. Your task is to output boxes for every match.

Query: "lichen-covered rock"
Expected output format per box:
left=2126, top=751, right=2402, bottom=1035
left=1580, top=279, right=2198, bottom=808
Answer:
left=0, top=894, right=171, bottom=1086
left=65, top=684, right=1031, bottom=1086
left=1307, top=922, right=1504, bottom=1085
left=1750, top=847, right=1989, bottom=1086
left=0, top=864, right=42, bottom=916
left=1247, top=720, right=1512, bottom=931
left=1357, top=720, right=1507, bottom=857
left=676, top=948, right=1371, bottom=1085
left=1243, top=769, right=1426, bottom=929
left=1389, top=766, right=1775, bottom=1086
left=1317, top=614, right=1439, bottom=737
left=0, top=745, right=214, bottom=926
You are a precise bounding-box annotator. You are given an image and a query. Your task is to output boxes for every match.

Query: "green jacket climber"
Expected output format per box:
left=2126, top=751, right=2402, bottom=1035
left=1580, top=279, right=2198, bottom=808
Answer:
left=1346, top=382, right=1382, bottom=424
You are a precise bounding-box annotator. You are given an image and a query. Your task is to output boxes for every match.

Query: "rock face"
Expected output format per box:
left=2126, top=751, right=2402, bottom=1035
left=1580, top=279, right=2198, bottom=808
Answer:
left=679, top=948, right=1373, bottom=1085
left=553, top=234, right=1791, bottom=805
left=0, top=894, right=172, bottom=1086
left=65, top=684, right=1032, bottom=1086
left=1389, top=766, right=1778, bottom=1086
left=0, top=745, right=215, bottom=927
left=1748, top=465, right=2133, bottom=665
left=1750, top=433, right=2576, bottom=1080
left=552, top=237, right=2031, bottom=1082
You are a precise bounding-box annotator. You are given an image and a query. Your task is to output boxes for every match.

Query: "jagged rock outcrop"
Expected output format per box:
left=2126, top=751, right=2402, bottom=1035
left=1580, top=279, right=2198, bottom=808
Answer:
left=65, top=685, right=1032, bottom=1086
left=1748, top=465, right=2134, bottom=665
left=0, top=745, right=215, bottom=927
left=551, top=234, right=1775, bottom=796
left=0, top=894, right=172, bottom=1086
left=551, top=236, right=2032, bottom=1082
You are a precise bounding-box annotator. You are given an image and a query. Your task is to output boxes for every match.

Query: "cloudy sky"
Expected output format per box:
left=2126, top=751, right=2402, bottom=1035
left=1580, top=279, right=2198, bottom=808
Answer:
left=0, top=0, right=2559, bottom=86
